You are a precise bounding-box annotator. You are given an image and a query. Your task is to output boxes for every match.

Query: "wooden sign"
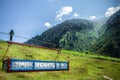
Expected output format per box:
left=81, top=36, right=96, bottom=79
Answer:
left=2, top=58, right=69, bottom=72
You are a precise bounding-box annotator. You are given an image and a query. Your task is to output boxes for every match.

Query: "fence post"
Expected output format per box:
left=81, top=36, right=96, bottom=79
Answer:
left=68, top=62, right=69, bottom=71
left=7, top=57, right=11, bottom=73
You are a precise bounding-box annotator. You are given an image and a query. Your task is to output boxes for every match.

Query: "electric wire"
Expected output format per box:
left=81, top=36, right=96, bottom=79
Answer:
left=0, top=31, right=56, bottom=46
left=0, top=31, right=69, bottom=62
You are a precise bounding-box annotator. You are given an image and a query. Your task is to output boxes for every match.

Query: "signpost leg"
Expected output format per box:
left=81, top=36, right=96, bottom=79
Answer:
left=7, top=58, right=11, bottom=73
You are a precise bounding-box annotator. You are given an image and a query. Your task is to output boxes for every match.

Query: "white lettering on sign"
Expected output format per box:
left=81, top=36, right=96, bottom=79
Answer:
left=56, top=63, right=68, bottom=69
left=35, top=62, right=55, bottom=69
left=12, top=61, right=33, bottom=69
left=11, top=60, right=68, bottom=70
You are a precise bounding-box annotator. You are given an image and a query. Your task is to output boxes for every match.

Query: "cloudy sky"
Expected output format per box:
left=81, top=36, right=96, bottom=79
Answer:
left=0, top=0, right=120, bottom=42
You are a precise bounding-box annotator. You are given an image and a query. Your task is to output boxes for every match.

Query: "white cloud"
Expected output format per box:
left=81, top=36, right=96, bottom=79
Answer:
left=56, top=6, right=73, bottom=21
left=89, top=16, right=96, bottom=20
left=73, top=13, right=79, bottom=17
left=44, top=22, right=51, bottom=28
left=105, top=5, right=120, bottom=17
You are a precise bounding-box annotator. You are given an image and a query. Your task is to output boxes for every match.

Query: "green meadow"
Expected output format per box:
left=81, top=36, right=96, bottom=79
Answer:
left=0, top=41, right=120, bottom=80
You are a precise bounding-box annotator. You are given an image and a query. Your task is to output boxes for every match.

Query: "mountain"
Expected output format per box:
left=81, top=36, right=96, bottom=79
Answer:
left=92, top=10, right=120, bottom=58
left=26, top=10, right=120, bottom=58
left=93, top=16, right=109, bottom=33
left=26, top=19, right=98, bottom=51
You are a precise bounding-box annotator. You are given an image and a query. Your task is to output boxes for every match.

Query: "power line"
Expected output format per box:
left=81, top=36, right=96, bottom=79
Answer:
left=0, top=32, right=68, bottom=62
left=0, top=31, right=29, bottom=39
left=0, top=32, right=9, bottom=35
left=14, top=35, right=29, bottom=40
left=0, top=31, right=56, bottom=46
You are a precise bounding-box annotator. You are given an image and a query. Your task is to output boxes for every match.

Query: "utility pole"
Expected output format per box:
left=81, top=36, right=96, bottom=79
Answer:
left=2, top=30, right=14, bottom=61
left=9, top=30, right=14, bottom=41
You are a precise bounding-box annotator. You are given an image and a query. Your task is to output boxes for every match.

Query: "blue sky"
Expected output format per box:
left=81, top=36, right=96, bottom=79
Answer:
left=0, top=0, right=120, bottom=42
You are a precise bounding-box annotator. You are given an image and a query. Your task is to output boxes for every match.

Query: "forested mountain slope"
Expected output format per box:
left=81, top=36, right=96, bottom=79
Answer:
left=26, top=10, right=120, bottom=58
left=92, top=10, right=120, bottom=58
left=26, top=19, right=97, bottom=51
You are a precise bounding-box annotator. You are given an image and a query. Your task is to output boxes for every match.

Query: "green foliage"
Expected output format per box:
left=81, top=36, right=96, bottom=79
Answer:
left=26, top=10, right=120, bottom=58
left=0, top=42, right=120, bottom=80
left=26, top=19, right=97, bottom=52
left=92, top=10, right=120, bottom=58
left=93, top=16, right=109, bottom=33
left=59, top=30, right=97, bottom=51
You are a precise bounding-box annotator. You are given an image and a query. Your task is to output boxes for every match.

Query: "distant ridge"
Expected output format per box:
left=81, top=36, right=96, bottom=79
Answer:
left=26, top=19, right=97, bottom=52
left=92, top=10, right=120, bottom=58
left=26, top=10, right=120, bottom=58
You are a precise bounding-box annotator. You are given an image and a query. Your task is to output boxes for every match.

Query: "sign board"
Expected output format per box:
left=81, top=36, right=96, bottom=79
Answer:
left=3, top=58, right=69, bottom=72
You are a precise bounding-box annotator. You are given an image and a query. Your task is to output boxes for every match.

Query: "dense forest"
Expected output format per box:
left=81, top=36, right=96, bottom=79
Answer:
left=26, top=10, right=120, bottom=58
left=26, top=19, right=97, bottom=51
left=92, top=10, right=120, bottom=58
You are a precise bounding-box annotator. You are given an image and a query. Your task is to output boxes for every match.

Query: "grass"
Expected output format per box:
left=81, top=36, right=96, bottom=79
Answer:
left=0, top=40, right=120, bottom=80
left=62, top=50, right=120, bottom=62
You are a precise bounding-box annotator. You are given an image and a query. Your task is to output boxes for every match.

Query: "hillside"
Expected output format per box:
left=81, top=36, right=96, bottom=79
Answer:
left=93, top=16, right=109, bottom=33
left=92, top=10, right=120, bottom=58
left=0, top=41, right=120, bottom=80
left=26, top=19, right=97, bottom=52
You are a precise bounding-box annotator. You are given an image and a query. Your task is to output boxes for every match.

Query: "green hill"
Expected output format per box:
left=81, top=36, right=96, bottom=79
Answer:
left=26, top=19, right=98, bottom=52
left=92, top=10, right=120, bottom=58
left=26, top=13, right=120, bottom=58
left=0, top=41, right=120, bottom=80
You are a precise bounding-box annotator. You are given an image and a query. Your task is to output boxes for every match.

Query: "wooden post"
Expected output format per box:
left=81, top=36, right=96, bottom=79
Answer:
left=2, top=60, right=4, bottom=70
left=68, top=62, right=69, bottom=71
left=7, top=57, right=11, bottom=73
left=2, top=43, right=10, bottom=61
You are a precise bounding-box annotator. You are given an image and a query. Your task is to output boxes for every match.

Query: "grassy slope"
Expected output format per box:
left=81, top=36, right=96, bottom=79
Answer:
left=0, top=41, right=120, bottom=80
